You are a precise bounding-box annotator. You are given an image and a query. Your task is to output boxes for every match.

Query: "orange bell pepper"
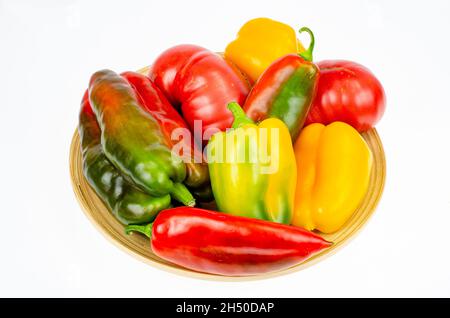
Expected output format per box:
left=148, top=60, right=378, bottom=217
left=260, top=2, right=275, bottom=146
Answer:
left=292, top=122, right=372, bottom=233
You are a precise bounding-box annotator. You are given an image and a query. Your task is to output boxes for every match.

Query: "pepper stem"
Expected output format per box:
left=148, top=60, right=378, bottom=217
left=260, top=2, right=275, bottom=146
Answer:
left=125, top=223, right=152, bottom=238
left=227, top=102, right=254, bottom=129
left=170, top=182, right=195, bottom=207
left=298, top=27, right=315, bottom=62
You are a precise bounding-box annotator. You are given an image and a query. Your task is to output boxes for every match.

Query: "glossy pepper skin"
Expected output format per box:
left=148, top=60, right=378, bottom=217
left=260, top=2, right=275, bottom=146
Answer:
left=89, top=69, right=195, bottom=206
left=207, top=102, right=297, bottom=224
left=244, top=27, right=319, bottom=140
left=78, top=92, right=171, bottom=224
left=225, top=17, right=306, bottom=83
left=292, top=122, right=372, bottom=233
left=126, top=207, right=331, bottom=276
left=149, top=45, right=250, bottom=142
left=120, top=71, right=209, bottom=189
left=306, top=60, right=386, bottom=132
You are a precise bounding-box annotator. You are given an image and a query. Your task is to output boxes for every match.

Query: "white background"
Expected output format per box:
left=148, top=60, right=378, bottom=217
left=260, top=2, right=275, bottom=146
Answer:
left=1, top=0, right=449, bottom=297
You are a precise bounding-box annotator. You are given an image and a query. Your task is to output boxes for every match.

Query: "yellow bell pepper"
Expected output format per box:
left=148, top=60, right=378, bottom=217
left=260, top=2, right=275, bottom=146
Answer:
left=225, top=17, right=306, bottom=82
left=207, top=102, right=297, bottom=224
left=292, top=122, right=372, bottom=233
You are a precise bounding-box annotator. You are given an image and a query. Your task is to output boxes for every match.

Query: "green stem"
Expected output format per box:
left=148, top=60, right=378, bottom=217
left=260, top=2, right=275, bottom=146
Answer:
left=227, top=102, right=254, bottom=129
left=170, top=182, right=195, bottom=207
left=125, top=223, right=152, bottom=238
left=298, top=27, right=315, bottom=62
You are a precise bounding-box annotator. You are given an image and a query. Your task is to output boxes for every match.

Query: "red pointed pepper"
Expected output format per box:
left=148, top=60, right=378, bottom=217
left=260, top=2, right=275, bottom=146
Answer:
left=126, top=207, right=331, bottom=276
left=244, top=27, right=319, bottom=141
left=149, top=45, right=250, bottom=143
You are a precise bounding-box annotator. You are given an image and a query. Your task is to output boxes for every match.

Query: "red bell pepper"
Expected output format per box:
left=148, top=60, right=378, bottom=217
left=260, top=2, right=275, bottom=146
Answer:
left=125, top=207, right=331, bottom=276
left=148, top=45, right=250, bottom=143
left=121, top=72, right=208, bottom=189
left=306, top=60, right=386, bottom=132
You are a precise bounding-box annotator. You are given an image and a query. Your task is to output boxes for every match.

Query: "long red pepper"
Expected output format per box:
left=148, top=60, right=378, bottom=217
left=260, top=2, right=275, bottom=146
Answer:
left=126, top=207, right=331, bottom=276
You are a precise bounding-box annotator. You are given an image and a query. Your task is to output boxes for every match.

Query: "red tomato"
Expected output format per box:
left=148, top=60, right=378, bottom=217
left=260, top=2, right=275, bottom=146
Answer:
left=306, top=60, right=386, bottom=132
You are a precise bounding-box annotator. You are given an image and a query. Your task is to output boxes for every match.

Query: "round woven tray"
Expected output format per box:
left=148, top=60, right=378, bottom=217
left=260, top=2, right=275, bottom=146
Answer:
left=70, top=67, right=386, bottom=281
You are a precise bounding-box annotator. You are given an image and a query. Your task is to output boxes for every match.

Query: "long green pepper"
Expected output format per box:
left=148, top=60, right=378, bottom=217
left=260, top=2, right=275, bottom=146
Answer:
left=78, top=92, right=171, bottom=224
left=88, top=70, right=195, bottom=206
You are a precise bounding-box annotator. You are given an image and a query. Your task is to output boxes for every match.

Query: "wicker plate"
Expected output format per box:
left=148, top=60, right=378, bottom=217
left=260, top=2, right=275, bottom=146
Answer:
left=70, top=67, right=386, bottom=281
